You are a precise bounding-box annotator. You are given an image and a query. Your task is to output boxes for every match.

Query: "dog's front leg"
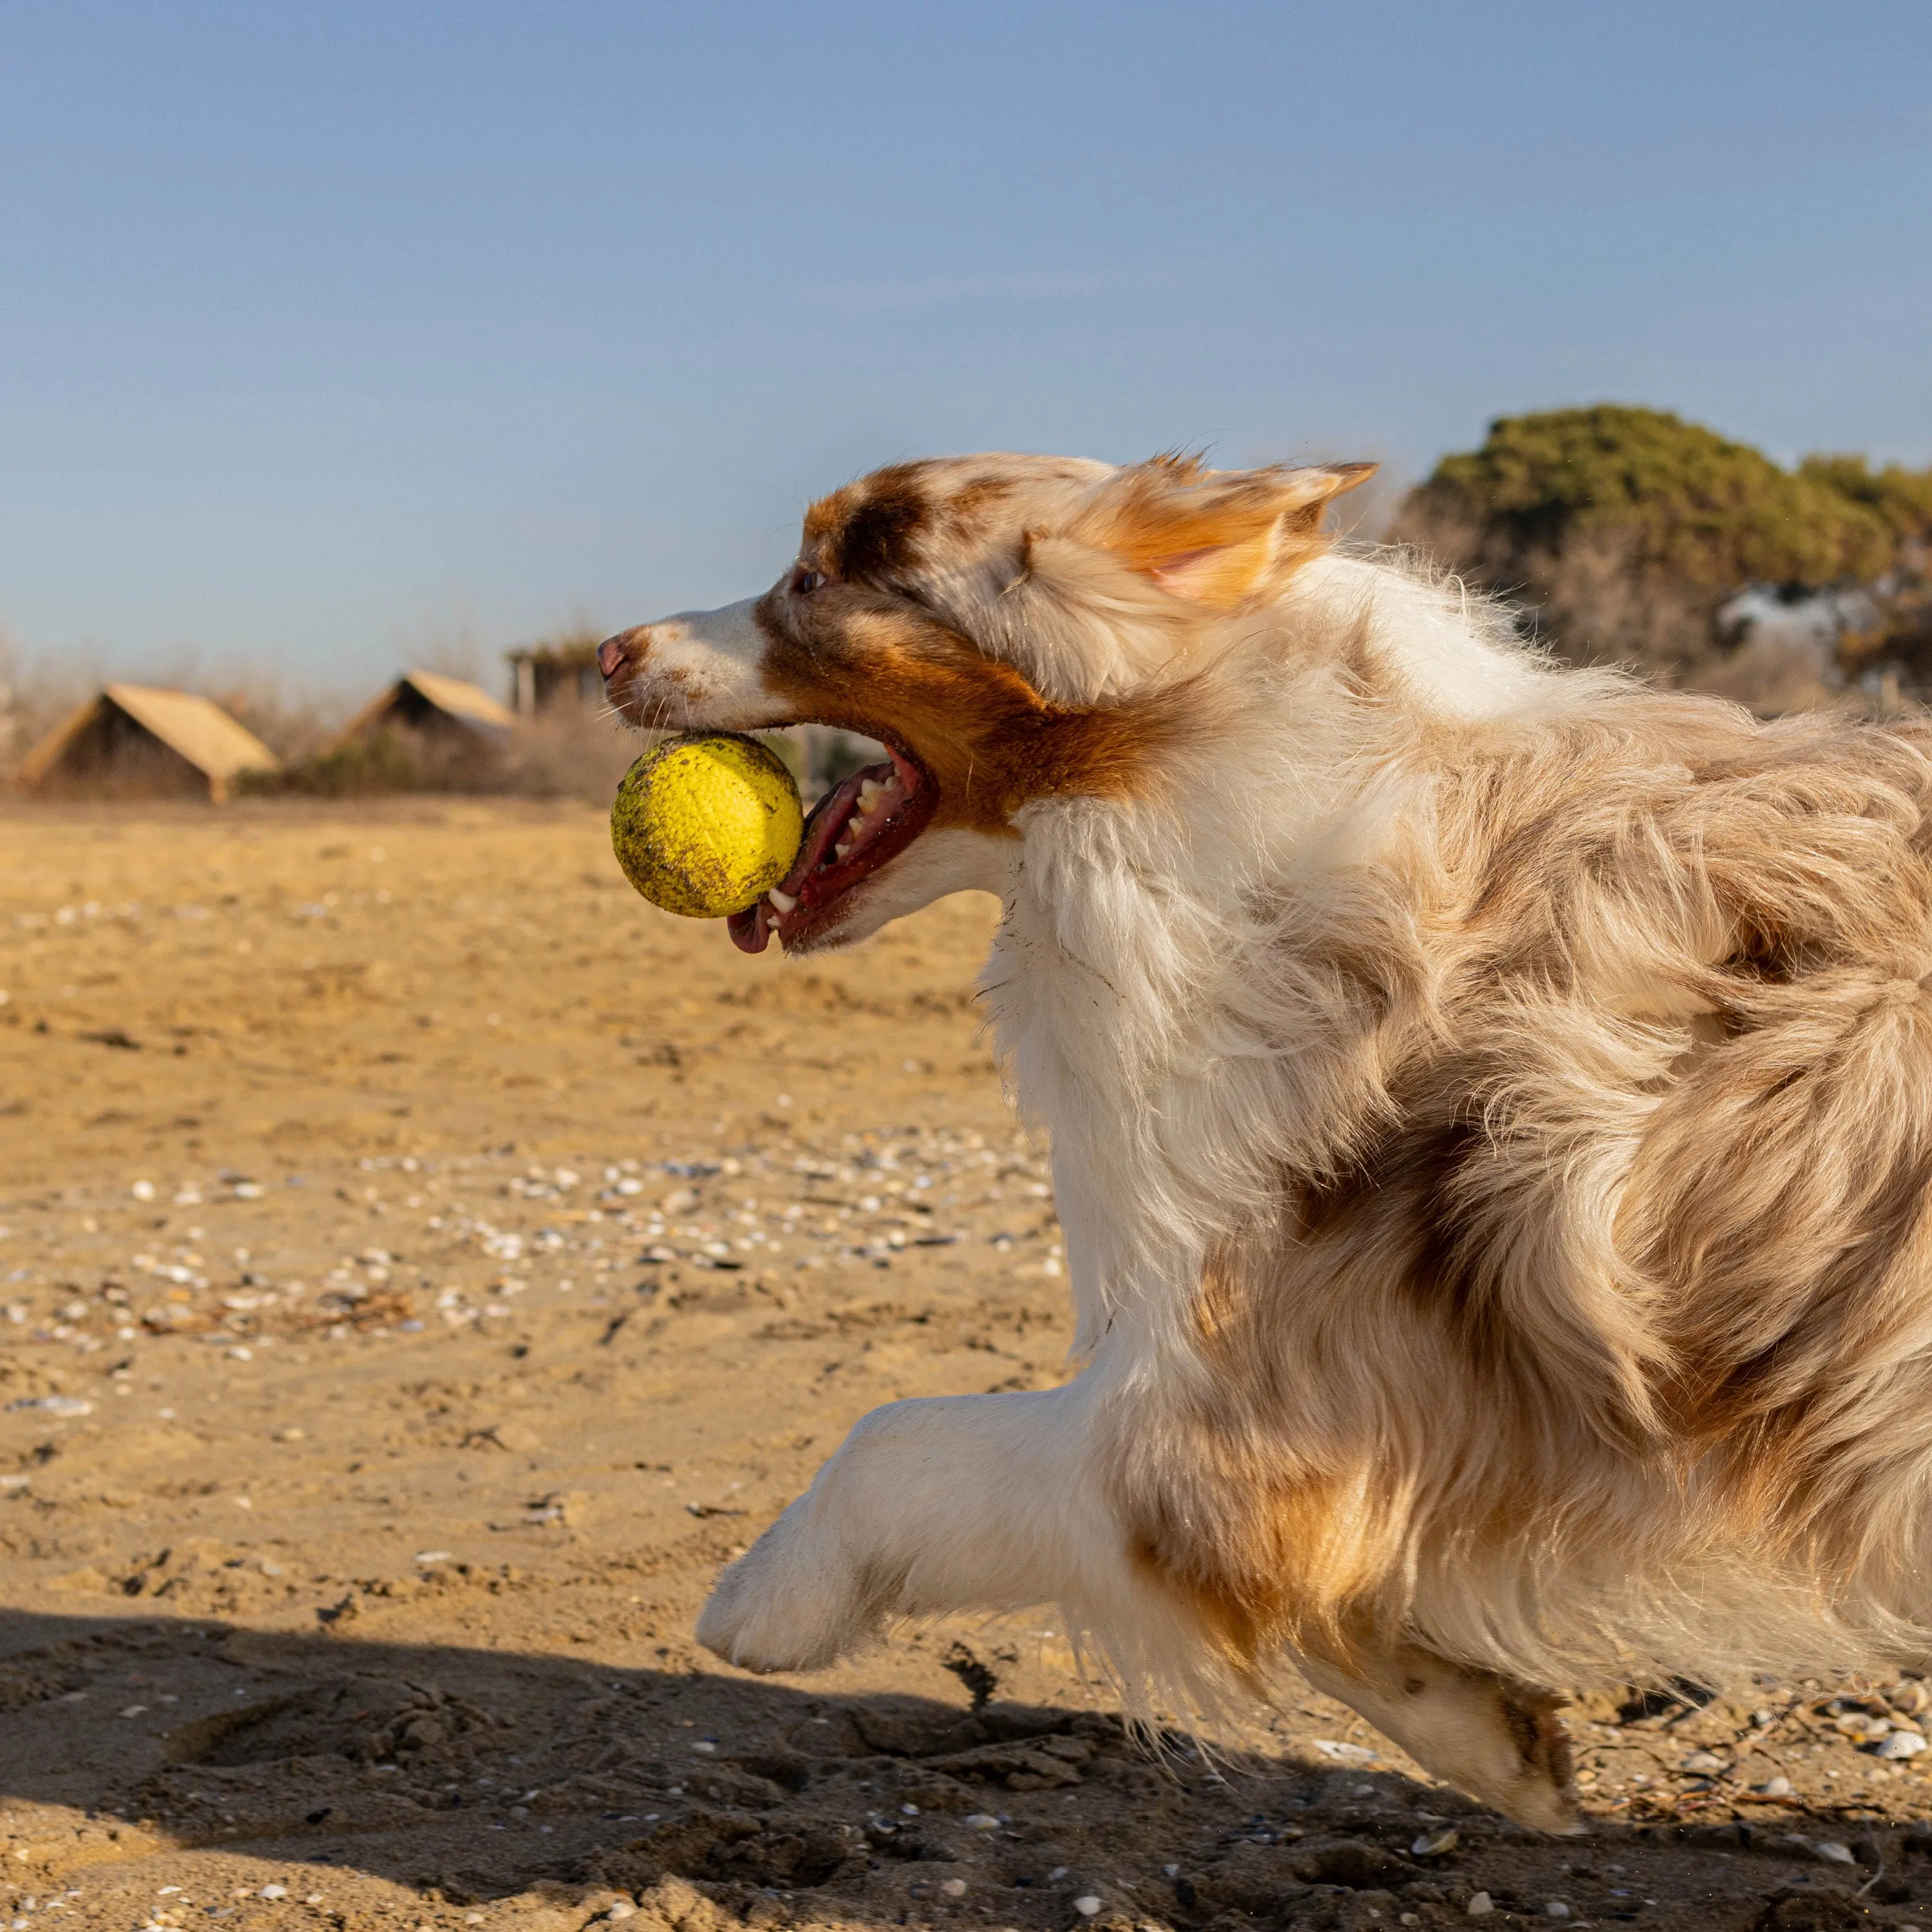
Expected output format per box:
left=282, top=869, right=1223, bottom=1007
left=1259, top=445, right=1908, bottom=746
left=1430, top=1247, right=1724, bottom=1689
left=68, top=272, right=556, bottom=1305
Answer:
left=697, top=1383, right=1124, bottom=1674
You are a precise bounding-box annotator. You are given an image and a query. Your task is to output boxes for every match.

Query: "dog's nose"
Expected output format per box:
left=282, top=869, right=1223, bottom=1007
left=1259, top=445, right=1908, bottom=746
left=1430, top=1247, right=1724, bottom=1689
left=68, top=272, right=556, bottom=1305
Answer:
left=596, top=636, right=629, bottom=681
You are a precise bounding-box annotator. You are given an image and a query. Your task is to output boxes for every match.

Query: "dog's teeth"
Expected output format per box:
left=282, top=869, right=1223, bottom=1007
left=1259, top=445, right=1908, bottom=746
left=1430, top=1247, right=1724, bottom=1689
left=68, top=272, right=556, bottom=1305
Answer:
left=858, top=779, right=886, bottom=809
left=834, top=842, right=851, bottom=860
left=846, top=815, right=864, bottom=837
left=766, top=887, right=797, bottom=914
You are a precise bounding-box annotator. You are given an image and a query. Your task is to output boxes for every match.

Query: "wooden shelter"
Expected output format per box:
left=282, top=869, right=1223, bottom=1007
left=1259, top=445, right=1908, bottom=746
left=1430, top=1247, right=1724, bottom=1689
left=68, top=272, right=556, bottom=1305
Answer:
left=16, top=684, right=281, bottom=803
left=327, top=670, right=516, bottom=755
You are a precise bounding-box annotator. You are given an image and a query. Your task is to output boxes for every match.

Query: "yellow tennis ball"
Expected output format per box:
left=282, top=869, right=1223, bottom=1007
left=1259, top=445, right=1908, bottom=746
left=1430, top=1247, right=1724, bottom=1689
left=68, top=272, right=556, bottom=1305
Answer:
left=611, top=733, right=804, bottom=919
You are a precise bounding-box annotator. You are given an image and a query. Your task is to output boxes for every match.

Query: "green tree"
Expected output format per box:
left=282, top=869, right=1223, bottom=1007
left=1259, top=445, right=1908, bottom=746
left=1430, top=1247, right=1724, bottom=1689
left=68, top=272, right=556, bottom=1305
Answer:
left=1390, top=405, right=1926, bottom=687
left=1797, top=454, right=1932, bottom=547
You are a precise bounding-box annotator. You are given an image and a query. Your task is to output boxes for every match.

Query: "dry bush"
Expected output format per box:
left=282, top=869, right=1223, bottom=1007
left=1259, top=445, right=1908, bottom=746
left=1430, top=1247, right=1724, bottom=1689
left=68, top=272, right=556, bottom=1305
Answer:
left=1388, top=504, right=1724, bottom=684
left=205, top=672, right=348, bottom=764
left=260, top=703, right=641, bottom=803
left=497, top=705, right=644, bottom=800
left=0, top=630, right=93, bottom=778
left=1693, top=634, right=1846, bottom=714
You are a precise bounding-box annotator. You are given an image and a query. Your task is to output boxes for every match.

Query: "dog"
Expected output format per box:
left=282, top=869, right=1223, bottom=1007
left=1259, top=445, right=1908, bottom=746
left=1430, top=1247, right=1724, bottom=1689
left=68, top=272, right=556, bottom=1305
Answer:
left=596, top=451, right=1932, bottom=1831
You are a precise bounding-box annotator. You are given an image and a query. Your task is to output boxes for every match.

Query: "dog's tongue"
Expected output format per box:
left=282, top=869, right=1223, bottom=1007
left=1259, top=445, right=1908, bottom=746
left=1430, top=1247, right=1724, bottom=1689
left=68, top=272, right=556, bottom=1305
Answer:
left=722, top=752, right=924, bottom=957
left=727, top=786, right=844, bottom=956
left=727, top=900, right=772, bottom=954
left=723, top=762, right=873, bottom=956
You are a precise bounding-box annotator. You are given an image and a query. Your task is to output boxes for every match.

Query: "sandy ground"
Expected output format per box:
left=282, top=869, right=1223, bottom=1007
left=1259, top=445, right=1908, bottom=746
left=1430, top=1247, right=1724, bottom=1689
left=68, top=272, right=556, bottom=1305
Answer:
left=5, top=800, right=1932, bottom=1932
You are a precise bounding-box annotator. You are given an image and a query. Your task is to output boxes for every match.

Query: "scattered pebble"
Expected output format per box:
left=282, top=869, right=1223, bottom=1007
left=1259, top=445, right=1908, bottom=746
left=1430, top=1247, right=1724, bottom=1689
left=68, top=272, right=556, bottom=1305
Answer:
left=965, top=1814, right=1001, bottom=1830
left=1072, top=1897, right=1102, bottom=1918
left=1754, top=1775, right=1795, bottom=1797
left=1412, top=1826, right=1459, bottom=1857
left=1466, top=1895, right=1494, bottom=1920
left=940, top=1878, right=967, bottom=1898
left=1813, top=1841, right=1857, bottom=1864
left=1877, top=1728, right=1927, bottom=1758
left=1680, top=1750, right=1728, bottom=1774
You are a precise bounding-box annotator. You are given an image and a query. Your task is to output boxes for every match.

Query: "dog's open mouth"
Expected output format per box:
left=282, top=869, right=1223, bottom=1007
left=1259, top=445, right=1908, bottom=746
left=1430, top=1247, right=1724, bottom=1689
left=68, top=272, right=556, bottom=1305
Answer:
left=727, top=741, right=935, bottom=954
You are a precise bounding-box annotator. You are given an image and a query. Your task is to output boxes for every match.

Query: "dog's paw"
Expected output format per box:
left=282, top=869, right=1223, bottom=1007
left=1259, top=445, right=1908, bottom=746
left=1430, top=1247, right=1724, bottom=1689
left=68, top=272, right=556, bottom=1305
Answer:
left=695, top=1560, right=837, bottom=1673
left=694, top=1531, right=881, bottom=1674
left=1488, top=1685, right=1584, bottom=1835
left=1403, top=1670, right=1582, bottom=1834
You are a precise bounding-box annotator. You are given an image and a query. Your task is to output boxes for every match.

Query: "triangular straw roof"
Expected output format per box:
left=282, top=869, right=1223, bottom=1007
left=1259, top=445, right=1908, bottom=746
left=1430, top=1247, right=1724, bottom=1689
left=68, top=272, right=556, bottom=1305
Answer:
left=396, top=669, right=516, bottom=732
left=327, top=669, right=516, bottom=750
left=16, top=684, right=281, bottom=802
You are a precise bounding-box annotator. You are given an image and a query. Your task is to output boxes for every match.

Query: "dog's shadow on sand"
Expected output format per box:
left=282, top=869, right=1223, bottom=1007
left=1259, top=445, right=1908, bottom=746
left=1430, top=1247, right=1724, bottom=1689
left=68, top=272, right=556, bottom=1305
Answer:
left=0, top=1605, right=1229, bottom=1908
left=0, top=1609, right=1909, bottom=1924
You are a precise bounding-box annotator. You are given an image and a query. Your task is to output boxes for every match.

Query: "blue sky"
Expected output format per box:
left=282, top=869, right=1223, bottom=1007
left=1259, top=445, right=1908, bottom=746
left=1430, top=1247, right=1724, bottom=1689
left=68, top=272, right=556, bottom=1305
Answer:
left=2, top=2, right=1929, bottom=694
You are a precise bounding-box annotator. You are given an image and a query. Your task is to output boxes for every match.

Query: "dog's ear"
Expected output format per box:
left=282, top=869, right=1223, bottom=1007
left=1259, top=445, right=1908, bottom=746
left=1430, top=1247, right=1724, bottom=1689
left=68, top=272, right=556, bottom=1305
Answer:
left=1070, top=459, right=1377, bottom=610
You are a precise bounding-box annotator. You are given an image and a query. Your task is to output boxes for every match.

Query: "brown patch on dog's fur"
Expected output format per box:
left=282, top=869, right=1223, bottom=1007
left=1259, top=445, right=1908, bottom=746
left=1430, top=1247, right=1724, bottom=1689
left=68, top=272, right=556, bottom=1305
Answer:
left=806, top=464, right=935, bottom=583
left=801, top=459, right=1025, bottom=585
left=1124, top=1244, right=1446, bottom=1671
left=1495, top=1680, right=1576, bottom=1788
left=1121, top=1454, right=1370, bottom=1677
left=945, top=474, right=1020, bottom=529
left=752, top=595, right=1188, bottom=829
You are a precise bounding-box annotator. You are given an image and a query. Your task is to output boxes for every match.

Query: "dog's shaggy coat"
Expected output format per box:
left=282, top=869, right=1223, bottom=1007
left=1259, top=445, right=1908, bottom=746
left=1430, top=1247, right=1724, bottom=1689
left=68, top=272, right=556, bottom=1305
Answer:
left=598, top=452, right=1932, bottom=1829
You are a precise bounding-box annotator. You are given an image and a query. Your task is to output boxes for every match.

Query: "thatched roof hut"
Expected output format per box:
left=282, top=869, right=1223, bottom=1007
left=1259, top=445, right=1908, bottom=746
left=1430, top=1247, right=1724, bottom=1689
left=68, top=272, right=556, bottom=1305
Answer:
left=16, top=685, right=281, bottom=802
left=327, top=669, right=516, bottom=754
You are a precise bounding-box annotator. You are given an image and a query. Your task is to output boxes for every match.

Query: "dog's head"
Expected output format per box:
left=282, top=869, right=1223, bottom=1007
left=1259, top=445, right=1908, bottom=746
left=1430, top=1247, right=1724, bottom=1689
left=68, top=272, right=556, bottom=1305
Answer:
left=599, top=451, right=1372, bottom=953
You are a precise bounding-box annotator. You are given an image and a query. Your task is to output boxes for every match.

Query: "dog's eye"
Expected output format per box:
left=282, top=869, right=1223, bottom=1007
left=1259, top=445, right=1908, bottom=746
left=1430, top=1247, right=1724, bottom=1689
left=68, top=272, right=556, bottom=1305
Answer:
left=793, top=567, right=827, bottom=595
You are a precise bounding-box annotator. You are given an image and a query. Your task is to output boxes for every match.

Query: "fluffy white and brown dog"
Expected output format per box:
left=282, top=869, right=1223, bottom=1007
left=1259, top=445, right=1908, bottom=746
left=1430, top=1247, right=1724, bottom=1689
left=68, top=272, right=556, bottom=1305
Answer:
left=596, top=451, right=1932, bottom=1832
